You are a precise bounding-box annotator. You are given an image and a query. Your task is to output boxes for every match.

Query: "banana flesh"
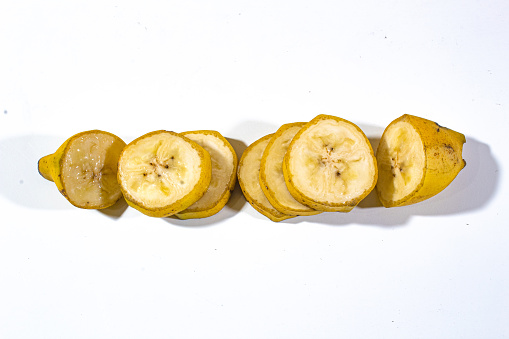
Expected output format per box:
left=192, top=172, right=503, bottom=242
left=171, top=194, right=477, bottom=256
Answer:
left=176, top=130, right=237, bottom=219
left=260, top=123, right=320, bottom=216
left=118, top=131, right=211, bottom=216
left=376, top=121, right=425, bottom=203
left=38, top=130, right=125, bottom=209
left=238, top=134, right=293, bottom=222
left=375, top=114, right=466, bottom=207
left=62, top=132, right=125, bottom=208
left=284, top=115, right=377, bottom=211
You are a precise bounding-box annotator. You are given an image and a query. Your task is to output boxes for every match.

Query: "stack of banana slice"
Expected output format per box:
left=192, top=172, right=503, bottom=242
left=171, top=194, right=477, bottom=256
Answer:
left=39, top=129, right=238, bottom=219
left=238, top=113, right=466, bottom=221
left=39, top=114, right=465, bottom=221
left=238, top=114, right=378, bottom=221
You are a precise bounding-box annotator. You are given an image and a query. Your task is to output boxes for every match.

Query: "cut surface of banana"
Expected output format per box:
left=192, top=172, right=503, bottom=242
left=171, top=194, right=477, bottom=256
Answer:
left=260, top=122, right=320, bottom=216
left=376, top=120, right=425, bottom=204
left=238, top=134, right=294, bottom=222
left=38, top=130, right=126, bottom=209
left=376, top=114, right=466, bottom=207
left=117, top=130, right=211, bottom=217
left=283, top=114, right=377, bottom=212
left=176, top=130, right=237, bottom=219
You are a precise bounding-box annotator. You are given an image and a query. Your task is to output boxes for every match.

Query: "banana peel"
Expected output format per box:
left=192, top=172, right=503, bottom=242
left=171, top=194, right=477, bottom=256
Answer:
left=376, top=114, right=466, bottom=207
left=38, top=130, right=126, bottom=209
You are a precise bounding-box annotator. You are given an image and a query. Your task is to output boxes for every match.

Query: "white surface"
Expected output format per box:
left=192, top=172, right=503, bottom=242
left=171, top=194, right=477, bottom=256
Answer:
left=1, top=1, right=508, bottom=338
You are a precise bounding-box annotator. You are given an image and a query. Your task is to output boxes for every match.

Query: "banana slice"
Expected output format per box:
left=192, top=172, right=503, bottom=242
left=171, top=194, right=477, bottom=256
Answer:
left=283, top=114, right=377, bottom=212
left=175, top=130, right=237, bottom=219
left=238, top=133, right=294, bottom=222
left=38, top=130, right=126, bottom=209
left=117, top=130, right=212, bottom=217
left=260, top=122, right=321, bottom=216
left=376, top=114, right=466, bottom=207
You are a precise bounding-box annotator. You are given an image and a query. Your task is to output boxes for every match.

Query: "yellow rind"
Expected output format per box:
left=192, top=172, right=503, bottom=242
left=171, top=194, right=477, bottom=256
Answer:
left=283, top=114, right=378, bottom=212
left=118, top=130, right=212, bottom=218
left=260, top=122, right=321, bottom=216
left=238, top=133, right=294, bottom=222
left=38, top=130, right=126, bottom=209
left=376, top=114, right=466, bottom=207
left=175, top=130, right=238, bottom=219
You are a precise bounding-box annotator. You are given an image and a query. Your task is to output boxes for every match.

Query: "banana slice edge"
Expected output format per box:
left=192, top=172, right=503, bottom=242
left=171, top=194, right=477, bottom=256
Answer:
left=283, top=114, right=378, bottom=212
left=175, top=130, right=238, bottom=219
left=117, top=130, right=212, bottom=217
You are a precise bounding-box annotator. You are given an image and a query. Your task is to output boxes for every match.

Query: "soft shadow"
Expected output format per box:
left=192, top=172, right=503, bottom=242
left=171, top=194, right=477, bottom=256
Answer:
left=98, top=197, right=128, bottom=219
left=406, top=136, right=497, bottom=216
left=226, top=137, right=248, bottom=213
left=0, top=134, right=73, bottom=209
left=163, top=182, right=247, bottom=227
left=226, top=120, right=280, bottom=145
left=226, top=137, right=248, bottom=162
left=305, top=136, right=498, bottom=227
left=357, top=133, right=383, bottom=209
left=163, top=195, right=240, bottom=228
left=0, top=134, right=128, bottom=218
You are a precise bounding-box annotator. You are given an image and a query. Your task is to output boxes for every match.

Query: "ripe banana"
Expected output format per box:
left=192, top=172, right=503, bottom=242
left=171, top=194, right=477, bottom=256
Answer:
left=238, top=133, right=294, bottom=222
left=283, top=114, right=377, bottom=212
left=260, top=122, right=321, bottom=216
left=117, top=130, right=211, bottom=217
left=376, top=114, right=466, bottom=207
left=176, top=130, right=238, bottom=219
left=38, top=130, right=126, bottom=209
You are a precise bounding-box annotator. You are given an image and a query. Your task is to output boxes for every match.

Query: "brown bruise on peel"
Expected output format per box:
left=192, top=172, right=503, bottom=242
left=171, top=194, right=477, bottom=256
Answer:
left=435, top=121, right=442, bottom=132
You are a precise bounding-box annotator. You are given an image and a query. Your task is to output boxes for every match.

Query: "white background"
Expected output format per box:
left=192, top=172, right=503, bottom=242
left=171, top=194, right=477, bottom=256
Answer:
left=1, top=0, right=508, bottom=338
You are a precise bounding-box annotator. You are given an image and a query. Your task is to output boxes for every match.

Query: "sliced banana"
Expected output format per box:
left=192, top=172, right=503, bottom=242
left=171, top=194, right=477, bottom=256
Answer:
left=238, top=134, right=294, bottom=222
left=117, top=130, right=211, bottom=217
left=376, top=114, right=466, bottom=207
left=260, top=122, right=321, bottom=216
left=376, top=119, right=425, bottom=204
left=175, top=130, right=237, bottom=219
left=283, top=114, right=377, bottom=212
left=38, top=130, right=126, bottom=209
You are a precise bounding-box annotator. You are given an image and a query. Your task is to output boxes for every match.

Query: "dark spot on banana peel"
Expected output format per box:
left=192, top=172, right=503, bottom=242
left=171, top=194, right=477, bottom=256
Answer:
left=443, top=144, right=454, bottom=153
left=59, top=189, right=67, bottom=197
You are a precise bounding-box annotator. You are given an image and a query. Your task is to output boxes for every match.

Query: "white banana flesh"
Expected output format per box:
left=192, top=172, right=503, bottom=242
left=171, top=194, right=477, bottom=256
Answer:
left=238, top=134, right=292, bottom=221
left=286, top=118, right=376, bottom=207
left=180, top=132, right=235, bottom=211
left=118, top=133, right=204, bottom=209
left=376, top=121, right=425, bottom=203
left=261, top=124, right=318, bottom=215
left=61, top=132, right=124, bottom=207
